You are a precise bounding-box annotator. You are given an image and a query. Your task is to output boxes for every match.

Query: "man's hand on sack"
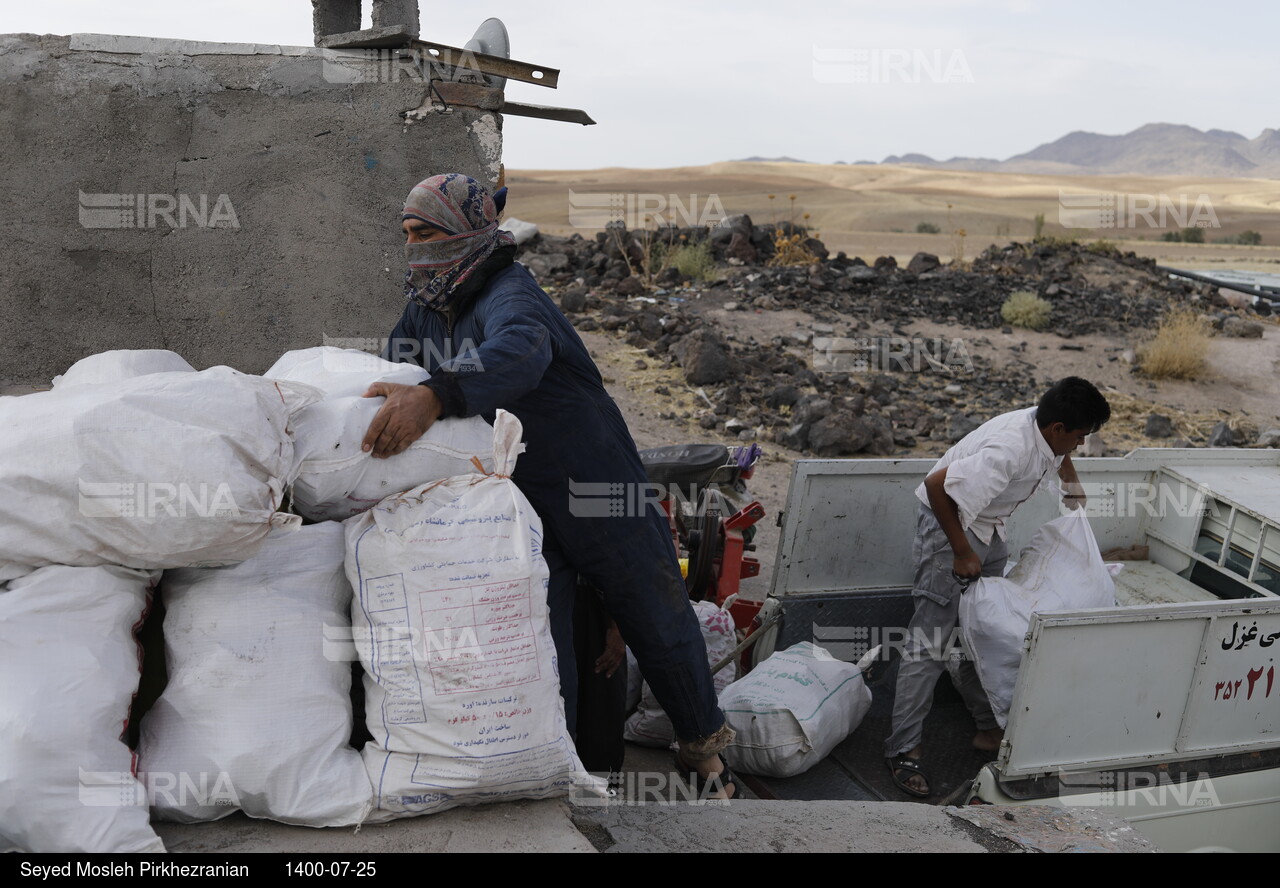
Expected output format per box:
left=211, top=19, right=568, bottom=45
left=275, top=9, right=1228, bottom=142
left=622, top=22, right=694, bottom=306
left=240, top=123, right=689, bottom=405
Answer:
left=1062, top=480, right=1087, bottom=511
left=361, top=382, right=442, bottom=458
left=953, top=550, right=982, bottom=589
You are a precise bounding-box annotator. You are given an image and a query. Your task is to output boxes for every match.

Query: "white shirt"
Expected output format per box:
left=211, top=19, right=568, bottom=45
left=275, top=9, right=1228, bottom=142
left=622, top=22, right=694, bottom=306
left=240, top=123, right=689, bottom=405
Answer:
left=914, top=407, right=1064, bottom=545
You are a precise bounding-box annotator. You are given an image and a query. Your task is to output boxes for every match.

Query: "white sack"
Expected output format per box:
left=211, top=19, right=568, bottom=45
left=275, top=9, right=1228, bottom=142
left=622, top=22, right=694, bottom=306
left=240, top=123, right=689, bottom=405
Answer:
left=720, top=642, right=873, bottom=779
left=266, top=347, right=495, bottom=521
left=0, top=565, right=165, bottom=853
left=345, top=410, right=594, bottom=820
left=0, top=367, right=317, bottom=582
left=499, top=217, right=540, bottom=246
left=959, top=509, right=1118, bottom=728
left=53, top=349, right=195, bottom=387
left=266, top=346, right=428, bottom=398
left=624, top=599, right=737, bottom=748
left=139, top=523, right=372, bottom=826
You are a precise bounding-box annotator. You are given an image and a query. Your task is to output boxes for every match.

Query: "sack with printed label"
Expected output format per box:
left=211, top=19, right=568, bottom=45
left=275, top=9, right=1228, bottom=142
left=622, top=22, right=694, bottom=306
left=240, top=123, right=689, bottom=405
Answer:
left=344, top=410, right=596, bottom=819
left=720, top=642, right=874, bottom=778
left=266, top=347, right=494, bottom=521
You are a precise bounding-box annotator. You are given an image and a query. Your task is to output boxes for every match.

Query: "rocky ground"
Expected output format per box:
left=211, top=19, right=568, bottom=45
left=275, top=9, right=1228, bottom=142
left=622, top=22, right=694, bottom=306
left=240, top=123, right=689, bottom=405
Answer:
left=518, top=215, right=1280, bottom=465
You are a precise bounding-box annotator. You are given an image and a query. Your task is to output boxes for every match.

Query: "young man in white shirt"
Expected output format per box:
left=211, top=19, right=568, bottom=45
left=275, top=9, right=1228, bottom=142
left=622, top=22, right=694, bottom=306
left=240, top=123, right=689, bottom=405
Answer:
left=885, top=377, right=1111, bottom=798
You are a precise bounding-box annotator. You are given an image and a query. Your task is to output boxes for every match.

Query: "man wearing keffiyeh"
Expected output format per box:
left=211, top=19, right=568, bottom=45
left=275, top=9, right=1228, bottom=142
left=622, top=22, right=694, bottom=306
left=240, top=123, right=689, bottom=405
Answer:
left=363, top=173, right=738, bottom=798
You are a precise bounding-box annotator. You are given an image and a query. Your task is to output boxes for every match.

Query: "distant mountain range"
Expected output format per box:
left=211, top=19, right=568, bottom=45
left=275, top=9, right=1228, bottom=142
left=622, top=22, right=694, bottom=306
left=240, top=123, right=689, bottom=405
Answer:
left=744, top=124, right=1280, bottom=178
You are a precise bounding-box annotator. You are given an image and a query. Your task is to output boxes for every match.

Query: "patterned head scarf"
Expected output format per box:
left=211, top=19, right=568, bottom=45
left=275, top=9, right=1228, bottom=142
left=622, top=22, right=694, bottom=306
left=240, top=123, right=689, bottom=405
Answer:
left=402, top=173, right=516, bottom=311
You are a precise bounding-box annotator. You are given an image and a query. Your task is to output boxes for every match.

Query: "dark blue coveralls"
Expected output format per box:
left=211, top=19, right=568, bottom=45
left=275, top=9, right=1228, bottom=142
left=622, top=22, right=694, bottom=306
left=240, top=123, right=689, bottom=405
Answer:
left=385, top=250, right=724, bottom=743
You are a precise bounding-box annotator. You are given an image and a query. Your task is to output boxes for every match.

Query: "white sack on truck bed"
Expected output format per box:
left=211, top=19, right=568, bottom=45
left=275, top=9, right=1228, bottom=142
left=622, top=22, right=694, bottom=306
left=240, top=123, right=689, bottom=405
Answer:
left=624, top=599, right=737, bottom=747
left=138, top=523, right=372, bottom=827
left=344, top=410, right=595, bottom=820
left=0, top=565, right=165, bottom=853
left=0, top=366, right=318, bottom=582
left=720, top=642, right=874, bottom=778
left=52, top=349, right=195, bottom=387
left=959, top=509, right=1119, bottom=728
left=266, top=347, right=495, bottom=522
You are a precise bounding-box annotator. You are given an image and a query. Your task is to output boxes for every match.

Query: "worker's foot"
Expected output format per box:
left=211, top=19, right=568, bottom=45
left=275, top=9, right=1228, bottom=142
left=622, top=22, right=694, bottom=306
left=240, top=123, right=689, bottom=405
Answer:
left=676, top=750, right=737, bottom=801
left=972, top=728, right=1004, bottom=752
left=886, top=748, right=929, bottom=798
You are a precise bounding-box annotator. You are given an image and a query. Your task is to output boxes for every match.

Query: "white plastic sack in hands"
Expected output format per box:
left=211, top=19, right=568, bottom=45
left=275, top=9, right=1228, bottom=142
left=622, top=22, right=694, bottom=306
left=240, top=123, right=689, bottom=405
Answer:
left=265, top=347, right=495, bottom=521
left=0, top=565, right=165, bottom=853
left=345, top=410, right=595, bottom=820
left=52, top=349, right=195, bottom=387
left=0, top=366, right=318, bottom=582
left=719, top=642, right=875, bottom=779
left=959, top=509, right=1119, bottom=729
left=138, top=523, right=372, bottom=826
left=623, top=599, right=737, bottom=748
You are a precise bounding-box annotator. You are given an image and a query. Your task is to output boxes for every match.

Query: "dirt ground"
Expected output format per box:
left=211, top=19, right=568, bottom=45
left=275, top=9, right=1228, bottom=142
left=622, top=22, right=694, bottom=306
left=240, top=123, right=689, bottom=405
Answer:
left=581, top=330, right=796, bottom=602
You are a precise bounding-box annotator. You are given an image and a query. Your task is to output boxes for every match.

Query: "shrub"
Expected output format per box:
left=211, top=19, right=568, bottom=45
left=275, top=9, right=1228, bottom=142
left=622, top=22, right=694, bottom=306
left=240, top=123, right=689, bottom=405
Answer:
left=767, top=231, right=818, bottom=267
left=665, top=241, right=716, bottom=281
left=1001, top=290, right=1053, bottom=330
left=1033, top=213, right=1046, bottom=239
left=916, top=222, right=941, bottom=234
left=1138, top=310, right=1211, bottom=380
left=1181, top=227, right=1206, bottom=244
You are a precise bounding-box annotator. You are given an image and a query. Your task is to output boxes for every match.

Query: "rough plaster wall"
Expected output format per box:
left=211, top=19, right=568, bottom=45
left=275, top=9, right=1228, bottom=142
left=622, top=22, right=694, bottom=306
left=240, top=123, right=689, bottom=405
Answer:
left=0, top=35, right=502, bottom=384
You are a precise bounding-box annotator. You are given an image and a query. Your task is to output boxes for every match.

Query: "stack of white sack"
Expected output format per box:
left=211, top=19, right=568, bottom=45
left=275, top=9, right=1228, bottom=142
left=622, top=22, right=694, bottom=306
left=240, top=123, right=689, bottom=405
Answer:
left=138, top=523, right=372, bottom=827
left=624, top=599, right=737, bottom=747
left=51, top=349, right=195, bottom=387
left=719, top=642, right=875, bottom=778
left=0, top=362, right=319, bottom=582
left=345, top=411, right=598, bottom=820
left=265, top=347, right=495, bottom=521
left=0, top=565, right=166, bottom=853
left=959, top=509, right=1120, bottom=728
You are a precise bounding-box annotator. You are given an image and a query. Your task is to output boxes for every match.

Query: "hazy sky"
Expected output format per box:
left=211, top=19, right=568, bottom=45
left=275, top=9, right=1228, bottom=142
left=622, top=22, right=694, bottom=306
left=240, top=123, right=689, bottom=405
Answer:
left=10, top=1, right=1277, bottom=169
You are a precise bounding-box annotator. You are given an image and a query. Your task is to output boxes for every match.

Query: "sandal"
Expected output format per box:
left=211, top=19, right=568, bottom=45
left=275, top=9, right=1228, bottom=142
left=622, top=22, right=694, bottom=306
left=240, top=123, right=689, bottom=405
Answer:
left=675, top=751, right=739, bottom=801
left=886, top=755, right=931, bottom=798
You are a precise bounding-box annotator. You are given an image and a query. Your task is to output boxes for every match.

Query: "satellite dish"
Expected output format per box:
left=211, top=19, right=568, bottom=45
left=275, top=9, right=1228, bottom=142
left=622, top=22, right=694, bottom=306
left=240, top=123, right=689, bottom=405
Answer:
left=463, top=17, right=510, bottom=91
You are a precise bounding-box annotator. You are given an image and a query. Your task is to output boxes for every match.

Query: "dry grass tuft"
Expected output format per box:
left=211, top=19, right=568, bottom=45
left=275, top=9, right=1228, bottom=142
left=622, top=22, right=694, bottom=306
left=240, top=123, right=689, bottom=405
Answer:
left=1001, top=290, right=1052, bottom=330
left=1138, top=310, right=1212, bottom=380
left=768, top=231, right=819, bottom=266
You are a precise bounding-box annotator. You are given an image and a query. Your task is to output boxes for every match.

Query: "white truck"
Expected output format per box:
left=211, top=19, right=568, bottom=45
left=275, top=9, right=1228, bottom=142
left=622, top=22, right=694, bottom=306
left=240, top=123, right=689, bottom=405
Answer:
left=750, top=447, right=1280, bottom=852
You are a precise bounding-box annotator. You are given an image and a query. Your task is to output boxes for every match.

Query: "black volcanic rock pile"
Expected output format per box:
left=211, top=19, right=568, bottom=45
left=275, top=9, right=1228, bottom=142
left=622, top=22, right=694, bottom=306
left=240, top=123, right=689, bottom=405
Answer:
left=516, top=222, right=1264, bottom=457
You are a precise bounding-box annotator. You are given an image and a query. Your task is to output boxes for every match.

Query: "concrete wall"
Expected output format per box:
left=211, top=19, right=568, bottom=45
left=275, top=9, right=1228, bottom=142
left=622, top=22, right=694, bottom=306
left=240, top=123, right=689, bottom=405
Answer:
left=0, top=34, right=503, bottom=385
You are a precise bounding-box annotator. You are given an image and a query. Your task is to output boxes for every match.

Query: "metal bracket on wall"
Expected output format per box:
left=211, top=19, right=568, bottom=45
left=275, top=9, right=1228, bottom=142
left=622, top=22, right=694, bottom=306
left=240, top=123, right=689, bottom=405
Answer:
left=404, top=40, right=559, bottom=88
